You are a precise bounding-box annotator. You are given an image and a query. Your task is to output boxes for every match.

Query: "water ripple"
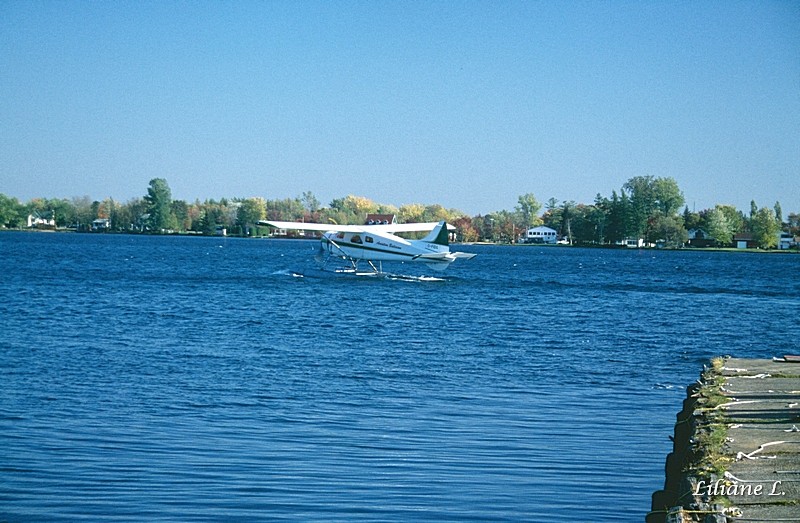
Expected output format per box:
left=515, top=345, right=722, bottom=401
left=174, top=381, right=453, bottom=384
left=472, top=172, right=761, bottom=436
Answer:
left=1, top=234, right=797, bottom=521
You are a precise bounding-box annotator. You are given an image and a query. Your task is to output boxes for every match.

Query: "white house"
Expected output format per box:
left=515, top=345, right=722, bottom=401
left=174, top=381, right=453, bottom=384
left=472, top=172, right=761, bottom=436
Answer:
left=625, top=238, right=645, bottom=248
left=27, top=213, right=55, bottom=229
left=91, top=218, right=110, bottom=231
left=524, top=226, right=558, bottom=244
left=614, top=238, right=646, bottom=248
left=778, top=232, right=794, bottom=250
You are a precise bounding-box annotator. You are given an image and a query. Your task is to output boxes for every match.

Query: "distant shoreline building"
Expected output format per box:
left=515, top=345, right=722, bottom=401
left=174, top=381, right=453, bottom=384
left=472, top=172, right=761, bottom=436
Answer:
left=687, top=228, right=714, bottom=248
left=523, top=226, right=557, bottom=244
left=91, top=218, right=110, bottom=232
left=27, top=212, right=55, bottom=229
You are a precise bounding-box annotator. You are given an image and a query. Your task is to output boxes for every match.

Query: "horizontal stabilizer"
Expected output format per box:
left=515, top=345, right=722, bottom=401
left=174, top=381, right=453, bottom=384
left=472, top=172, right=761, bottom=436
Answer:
left=412, top=252, right=450, bottom=261
left=412, top=251, right=477, bottom=261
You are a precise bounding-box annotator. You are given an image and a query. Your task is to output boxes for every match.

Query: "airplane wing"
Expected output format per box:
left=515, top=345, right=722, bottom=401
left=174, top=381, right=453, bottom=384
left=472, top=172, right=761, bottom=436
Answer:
left=373, top=222, right=456, bottom=233
left=258, top=220, right=365, bottom=233
left=258, top=220, right=456, bottom=233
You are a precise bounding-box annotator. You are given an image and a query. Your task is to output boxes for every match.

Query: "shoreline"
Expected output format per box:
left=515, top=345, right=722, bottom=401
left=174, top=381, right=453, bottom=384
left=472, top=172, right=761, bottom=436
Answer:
left=4, top=228, right=797, bottom=254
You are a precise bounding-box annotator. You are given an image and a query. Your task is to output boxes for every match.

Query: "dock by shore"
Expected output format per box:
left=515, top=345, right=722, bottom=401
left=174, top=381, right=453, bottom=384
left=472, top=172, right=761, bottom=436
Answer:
left=649, top=357, right=800, bottom=523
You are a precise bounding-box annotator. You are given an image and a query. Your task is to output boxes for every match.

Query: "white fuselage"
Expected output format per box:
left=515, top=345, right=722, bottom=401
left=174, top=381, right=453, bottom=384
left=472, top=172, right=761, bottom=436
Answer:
left=322, top=230, right=447, bottom=263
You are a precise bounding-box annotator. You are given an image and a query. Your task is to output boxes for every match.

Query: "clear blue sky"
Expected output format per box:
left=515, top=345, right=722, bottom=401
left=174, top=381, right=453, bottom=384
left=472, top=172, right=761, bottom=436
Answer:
left=2, top=1, right=798, bottom=216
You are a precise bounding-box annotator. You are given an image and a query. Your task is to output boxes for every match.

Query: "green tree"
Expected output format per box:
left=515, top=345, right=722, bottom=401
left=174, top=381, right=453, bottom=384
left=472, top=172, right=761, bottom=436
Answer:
left=788, top=213, right=800, bottom=237
left=652, top=214, right=688, bottom=248
left=375, top=203, right=400, bottom=217
left=571, top=203, right=606, bottom=245
left=199, top=206, right=223, bottom=235
left=301, top=191, right=320, bottom=213
left=774, top=201, right=783, bottom=224
left=560, top=200, right=576, bottom=244
left=515, top=193, right=542, bottom=228
left=604, top=190, right=630, bottom=244
left=266, top=197, right=305, bottom=221
left=71, top=196, right=93, bottom=230
left=590, top=194, right=609, bottom=244
left=25, top=198, right=47, bottom=215
left=623, top=176, right=656, bottom=239
left=0, top=194, right=25, bottom=228
left=144, top=178, right=175, bottom=232
left=171, top=200, right=190, bottom=232
left=652, top=177, right=685, bottom=216
left=716, top=205, right=745, bottom=236
left=483, top=211, right=516, bottom=242
left=49, top=198, right=75, bottom=228
left=623, top=175, right=684, bottom=241
left=705, top=207, right=733, bottom=246
left=751, top=207, right=780, bottom=249
left=326, top=195, right=378, bottom=222
left=398, top=203, right=426, bottom=224
left=186, top=200, right=204, bottom=231
left=421, top=204, right=450, bottom=223
left=542, top=197, right=560, bottom=230
left=90, top=200, right=101, bottom=222
left=117, top=197, right=147, bottom=232
left=545, top=197, right=559, bottom=213
left=237, top=197, right=267, bottom=235
left=683, top=206, right=701, bottom=231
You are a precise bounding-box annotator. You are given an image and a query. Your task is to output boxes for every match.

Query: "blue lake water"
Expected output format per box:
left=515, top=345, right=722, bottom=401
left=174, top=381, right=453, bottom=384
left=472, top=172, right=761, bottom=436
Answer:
left=1, top=232, right=798, bottom=522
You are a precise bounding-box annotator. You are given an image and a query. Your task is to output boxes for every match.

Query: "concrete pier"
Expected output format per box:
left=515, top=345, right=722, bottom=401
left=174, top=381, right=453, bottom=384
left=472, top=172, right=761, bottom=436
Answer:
left=649, top=357, right=800, bottom=523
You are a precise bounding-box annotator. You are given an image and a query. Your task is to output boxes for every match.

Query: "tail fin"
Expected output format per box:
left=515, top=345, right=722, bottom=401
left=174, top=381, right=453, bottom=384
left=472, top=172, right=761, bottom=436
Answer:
left=421, top=221, right=449, bottom=246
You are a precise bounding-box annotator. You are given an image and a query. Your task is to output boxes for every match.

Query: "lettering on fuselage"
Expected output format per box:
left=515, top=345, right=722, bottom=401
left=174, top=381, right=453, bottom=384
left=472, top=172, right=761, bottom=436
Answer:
left=323, top=235, right=403, bottom=254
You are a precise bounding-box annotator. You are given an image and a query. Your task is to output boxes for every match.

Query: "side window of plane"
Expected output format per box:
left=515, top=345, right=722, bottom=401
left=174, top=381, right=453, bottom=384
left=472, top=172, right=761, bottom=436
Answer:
left=337, top=232, right=345, bottom=239
left=351, top=235, right=363, bottom=244
left=365, top=236, right=373, bottom=243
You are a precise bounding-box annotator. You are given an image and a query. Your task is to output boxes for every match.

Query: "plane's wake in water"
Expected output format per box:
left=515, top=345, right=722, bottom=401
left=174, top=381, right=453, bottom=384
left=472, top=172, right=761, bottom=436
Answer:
left=278, top=267, right=448, bottom=282
left=270, top=269, right=305, bottom=278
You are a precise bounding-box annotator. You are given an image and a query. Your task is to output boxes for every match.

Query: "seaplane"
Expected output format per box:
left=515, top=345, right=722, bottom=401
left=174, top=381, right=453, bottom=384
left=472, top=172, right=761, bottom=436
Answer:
left=258, top=219, right=476, bottom=275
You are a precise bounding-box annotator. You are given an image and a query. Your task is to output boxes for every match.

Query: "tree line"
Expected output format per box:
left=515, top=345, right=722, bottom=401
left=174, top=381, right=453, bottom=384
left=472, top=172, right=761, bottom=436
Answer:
left=1, top=176, right=796, bottom=249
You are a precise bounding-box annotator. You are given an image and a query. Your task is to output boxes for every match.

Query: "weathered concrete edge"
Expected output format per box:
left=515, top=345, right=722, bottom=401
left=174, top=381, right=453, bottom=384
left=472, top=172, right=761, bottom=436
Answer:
left=647, top=356, right=800, bottom=522
left=647, top=357, right=734, bottom=523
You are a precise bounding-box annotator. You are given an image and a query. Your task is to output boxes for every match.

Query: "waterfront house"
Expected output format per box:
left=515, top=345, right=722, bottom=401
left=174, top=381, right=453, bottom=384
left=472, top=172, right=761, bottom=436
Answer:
left=734, top=233, right=756, bottom=249
left=524, top=226, right=558, bottom=244
left=733, top=232, right=795, bottom=250
left=91, top=218, right=110, bottom=231
left=27, top=213, right=56, bottom=229
left=778, top=232, right=794, bottom=250
left=687, top=228, right=715, bottom=247
left=624, top=238, right=645, bottom=248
